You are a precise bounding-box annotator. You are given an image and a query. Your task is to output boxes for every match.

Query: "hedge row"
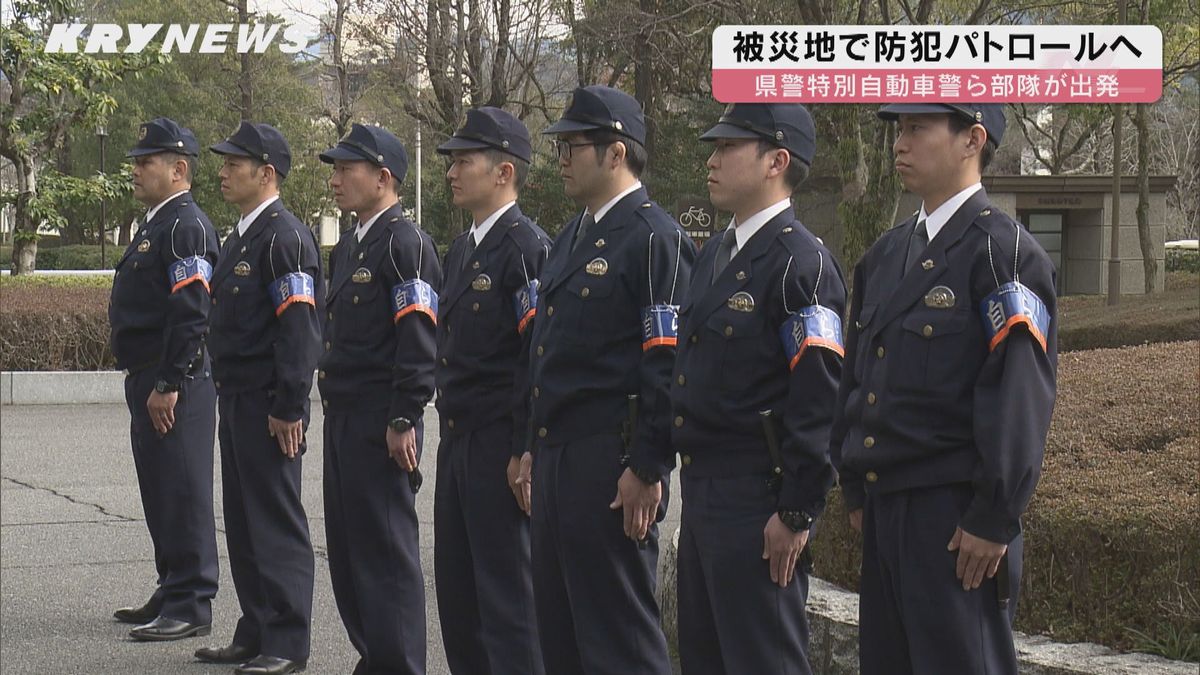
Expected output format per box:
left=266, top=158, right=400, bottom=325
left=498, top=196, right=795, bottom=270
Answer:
left=812, top=340, right=1200, bottom=658
left=1058, top=272, right=1199, bottom=352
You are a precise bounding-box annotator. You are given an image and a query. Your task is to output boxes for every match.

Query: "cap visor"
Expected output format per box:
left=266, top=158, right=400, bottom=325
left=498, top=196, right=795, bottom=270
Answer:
left=125, top=147, right=159, bottom=158
left=877, top=103, right=958, bottom=120
left=541, top=118, right=600, bottom=136
left=208, top=141, right=252, bottom=156
left=698, top=122, right=763, bottom=141
left=318, top=144, right=374, bottom=165
left=435, top=136, right=494, bottom=155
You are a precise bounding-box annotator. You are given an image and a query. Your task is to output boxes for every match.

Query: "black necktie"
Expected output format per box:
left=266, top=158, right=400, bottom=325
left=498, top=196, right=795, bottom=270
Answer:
left=905, top=219, right=928, bottom=276
left=462, top=233, right=477, bottom=271
left=712, top=231, right=737, bottom=283
left=572, top=213, right=595, bottom=253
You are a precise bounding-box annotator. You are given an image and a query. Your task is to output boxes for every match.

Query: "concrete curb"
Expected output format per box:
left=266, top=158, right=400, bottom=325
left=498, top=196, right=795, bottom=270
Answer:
left=658, top=527, right=1196, bottom=674
left=0, top=371, right=323, bottom=405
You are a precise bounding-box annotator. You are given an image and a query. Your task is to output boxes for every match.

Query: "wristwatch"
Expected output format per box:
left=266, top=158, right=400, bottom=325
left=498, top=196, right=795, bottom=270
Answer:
left=154, top=379, right=181, bottom=394
left=778, top=509, right=813, bottom=532
left=388, top=417, right=413, bottom=433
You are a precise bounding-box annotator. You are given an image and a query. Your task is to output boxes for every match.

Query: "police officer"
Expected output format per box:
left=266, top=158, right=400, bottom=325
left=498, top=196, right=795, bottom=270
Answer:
left=318, top=124, right=441, bottom=675
left=110, top=117, right=220, bottom=642
left=434, top=107, right=550, bottom=675
left=671, top=103, right=846, bottom=675
left=197, top=122, right=322, bottom=675
left=830, top=103, right=1058, bottom=675
left=529, top=85, right=696, bottom=674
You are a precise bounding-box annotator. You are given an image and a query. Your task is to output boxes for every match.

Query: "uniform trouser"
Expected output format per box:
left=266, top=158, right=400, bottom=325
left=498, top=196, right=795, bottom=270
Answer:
left=217, top=389, right=314, bottom=662
left=530, top=434, right=672, bottom=675
left=677, top=473, right=812, bottom=675
left=860, top=482, right=1023, bottom=675
left=124, top=364, right=219, bottom=625
left=323, top=408, right=425, bottom=675
left=434, top=419, right=543, bottom=675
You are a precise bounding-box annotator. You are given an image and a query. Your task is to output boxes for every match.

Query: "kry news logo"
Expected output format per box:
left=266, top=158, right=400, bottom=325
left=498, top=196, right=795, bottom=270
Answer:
left=43, top=24, right=312, bottom=54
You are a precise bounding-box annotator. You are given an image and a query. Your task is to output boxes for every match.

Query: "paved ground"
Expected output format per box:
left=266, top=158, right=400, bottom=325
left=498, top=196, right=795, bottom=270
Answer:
left=0, top=403, right=683, bottom=674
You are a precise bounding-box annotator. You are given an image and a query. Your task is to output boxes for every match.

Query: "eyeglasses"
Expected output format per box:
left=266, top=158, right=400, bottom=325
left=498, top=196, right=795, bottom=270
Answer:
left=551, top=139, right=603, bottom=161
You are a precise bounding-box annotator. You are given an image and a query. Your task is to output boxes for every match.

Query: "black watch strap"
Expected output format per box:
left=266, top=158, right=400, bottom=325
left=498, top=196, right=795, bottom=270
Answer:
left=778, top=509, right=813, bottom=532
left=154, top=379, right=181, bottom=394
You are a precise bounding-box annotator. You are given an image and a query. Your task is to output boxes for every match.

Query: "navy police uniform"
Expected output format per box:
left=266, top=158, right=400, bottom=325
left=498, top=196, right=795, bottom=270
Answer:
left=529, top=86, right=696, bottom=675
left=318, top=124, right=442, bottom=675
left=671, top=104, right=846, bottom=675
left=207, top=123, right=322, bottom=665
left=109, top=117, right=220, bottom=627
left=830, top=103, right=1058, bottom=675
left=433, top=108, right=550, bottom=675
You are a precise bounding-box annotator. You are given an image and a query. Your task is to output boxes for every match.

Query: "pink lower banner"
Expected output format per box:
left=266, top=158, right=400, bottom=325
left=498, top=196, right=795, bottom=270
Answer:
left=712, top=68, right=1162, bottom=103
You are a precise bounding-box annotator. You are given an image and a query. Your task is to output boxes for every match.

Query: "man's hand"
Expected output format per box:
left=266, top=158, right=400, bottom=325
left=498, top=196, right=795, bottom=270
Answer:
left=848, top=508, right=863, bottom=533
left=268, top=416, right=304, bottom=459
left=763, top=513, right=810, bottom=588
left=386, top=426, right=418, bottom=471
left=146, top=390, right=178, bottom=436
left=948, top=527, right=1007, bottom=591
left=609, top=468, right=661, bottom=542
left=507, top=452, right=533, bottom=516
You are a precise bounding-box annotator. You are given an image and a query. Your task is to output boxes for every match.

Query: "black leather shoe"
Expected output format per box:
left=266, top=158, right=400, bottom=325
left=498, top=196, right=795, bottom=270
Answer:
left=235, top=655, right=307, bottom=674
left=195, top=643, right=257, bottom=664
left=113, top=599, right=161, bottom=625
left=128, top=616, right=211, bottom=642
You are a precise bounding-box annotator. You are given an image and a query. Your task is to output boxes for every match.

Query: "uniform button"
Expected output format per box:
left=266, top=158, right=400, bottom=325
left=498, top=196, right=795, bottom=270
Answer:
left=472, top=302, right=480, bottom=311
left=876, top=346, right=885, bottom=358
left=537, top=427, right=548, bottom=438
left=353, top=295, right=359, bottom=304
left=327, top=312, right=333, bottom=321
left=446, top=324, right=451, bottom=334
left=674, top=416, right=684, bottom=428
left=232, top=286, right=239, bottom=295
left=681, top=455, right=692, bottom=466
left=533, top=387, right=540, bottom=398
left=536, top=346, right=544, bottom=356
left=864, top=436, right=876, bottom=448
left=133, top=261, right=139, bottom=269
left=215, top=381, right=221, bottom=389
left=318, top=370, right=326, bottom=380
left=867, top=392, right=877, bottom=405
left=923, top=324, right=933, bottom=337
left=866, top=471, right=878, bottom=483
left=581, top=287, right=590, bottom=298
left=322, top=399, right=329, bottom=407
left=211, top=297, right=217, bottom=306
left=325, top=341, right=331, bottom=351
left=441, top=357, right=448, bottom=366
left=677, top=375, right=685, bottom=386
left=724, top=325, right=733, bottom=336
left=547, top=306, right=555, bottom=316
left=448, top=419, right=455, bottom=429
left=690, top=335, right=698, bottom=344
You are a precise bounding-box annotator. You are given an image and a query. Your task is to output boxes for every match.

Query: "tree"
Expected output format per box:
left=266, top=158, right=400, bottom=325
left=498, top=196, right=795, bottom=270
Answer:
left=0, top=0, right=164, bottom=273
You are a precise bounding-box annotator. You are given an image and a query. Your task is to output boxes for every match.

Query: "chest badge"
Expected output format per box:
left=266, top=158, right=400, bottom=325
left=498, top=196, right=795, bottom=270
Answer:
left=594, top=238, right=606, bottom=248
left=924, top=286, right=956, bottom=309
left=136, top=240, right=151, bottom=253
left=352, top=267, right=373, bottom=284
left=471, top=274, right=493, bottom=291
left=727, top=291, right=755, bottom=312
left=234, top=261, right=252, bottom=277
left=586, top=258, right=609, bottom=276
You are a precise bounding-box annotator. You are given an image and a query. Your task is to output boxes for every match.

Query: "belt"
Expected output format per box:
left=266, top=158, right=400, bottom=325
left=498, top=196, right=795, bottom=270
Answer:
left=123, top=346, right=207, bottom=377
